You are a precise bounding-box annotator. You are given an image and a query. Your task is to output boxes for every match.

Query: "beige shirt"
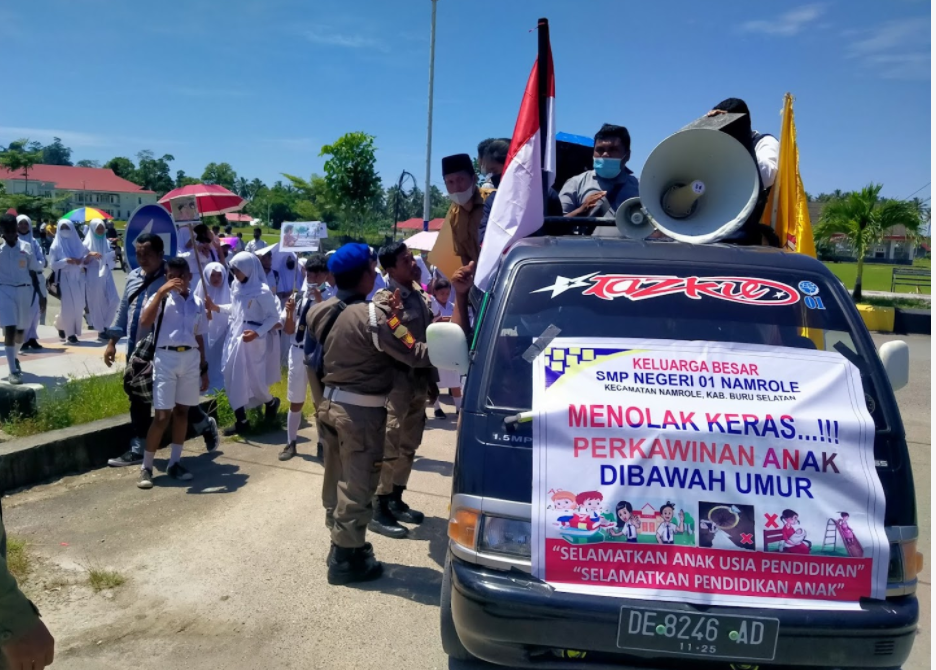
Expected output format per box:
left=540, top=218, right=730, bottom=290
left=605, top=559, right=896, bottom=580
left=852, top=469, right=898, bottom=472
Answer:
left=446, top=188, right=484, bottom=266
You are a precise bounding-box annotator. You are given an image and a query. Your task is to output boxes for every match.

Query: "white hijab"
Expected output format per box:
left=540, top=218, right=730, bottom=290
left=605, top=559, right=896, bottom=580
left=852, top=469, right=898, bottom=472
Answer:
left=50, top=219, right=87, bottom=260
left=82, top=219, right=110, bottom=255
left=15, top=215, right=34, bottom=243
left=229, top=251, right=267, bottom=327
left=195, top=261, right=232, bottom=306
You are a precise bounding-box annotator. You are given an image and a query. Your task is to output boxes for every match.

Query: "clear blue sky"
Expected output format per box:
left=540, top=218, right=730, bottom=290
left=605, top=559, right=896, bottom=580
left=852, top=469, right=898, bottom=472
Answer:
left=1, top=0, right=930, bottom=202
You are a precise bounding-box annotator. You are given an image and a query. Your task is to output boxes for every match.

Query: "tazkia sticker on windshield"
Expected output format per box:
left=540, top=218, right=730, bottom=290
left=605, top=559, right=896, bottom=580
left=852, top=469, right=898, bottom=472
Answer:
left=532, top=274, right=800, bottom=306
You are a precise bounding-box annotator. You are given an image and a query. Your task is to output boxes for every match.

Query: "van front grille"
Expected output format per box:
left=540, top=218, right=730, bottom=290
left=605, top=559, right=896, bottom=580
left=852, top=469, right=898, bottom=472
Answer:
left=874, top=640, right=896, bottom=656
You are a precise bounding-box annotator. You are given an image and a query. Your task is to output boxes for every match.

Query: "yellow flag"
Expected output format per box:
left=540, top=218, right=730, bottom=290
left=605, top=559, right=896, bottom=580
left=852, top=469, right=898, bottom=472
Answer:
left=762, top=93, right=816, bottom=257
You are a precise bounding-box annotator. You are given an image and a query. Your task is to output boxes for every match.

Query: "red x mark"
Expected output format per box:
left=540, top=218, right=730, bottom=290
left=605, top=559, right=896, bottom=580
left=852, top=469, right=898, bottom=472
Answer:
left=740, top=533, right=754, bottom=545
left=764, top=513, right=779, bottom=528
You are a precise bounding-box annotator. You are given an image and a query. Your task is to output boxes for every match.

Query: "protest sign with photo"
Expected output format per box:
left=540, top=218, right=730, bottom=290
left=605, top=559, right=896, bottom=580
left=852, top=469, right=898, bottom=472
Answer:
left=280, top=221, right=327, bottom=252
left=531, top=337, right=886, bottom=610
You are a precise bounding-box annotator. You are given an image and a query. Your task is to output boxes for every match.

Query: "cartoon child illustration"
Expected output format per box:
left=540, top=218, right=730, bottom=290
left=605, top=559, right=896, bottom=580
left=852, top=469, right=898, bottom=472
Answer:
left=835, top=512, right=864, bottom=557
left=607, top=501, right=638, bottom=542
left=549, top=490, right=578, bottom=527
left=569, top=491, right=604, bottom=531
left=780, top=509, right=812, bottom=554
left=656, top=501, right=685, bottom=545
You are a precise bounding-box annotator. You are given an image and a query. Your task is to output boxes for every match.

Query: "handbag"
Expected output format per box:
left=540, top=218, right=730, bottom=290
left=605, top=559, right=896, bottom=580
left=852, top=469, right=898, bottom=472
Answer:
left=46, top=270, right=61, bottom=300
left=123, top=296, right=167, bottom=403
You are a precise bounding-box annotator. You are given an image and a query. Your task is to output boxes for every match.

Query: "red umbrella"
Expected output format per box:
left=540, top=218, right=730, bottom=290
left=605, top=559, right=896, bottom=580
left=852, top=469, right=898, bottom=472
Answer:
left=158, top=184, right=245, bottom=216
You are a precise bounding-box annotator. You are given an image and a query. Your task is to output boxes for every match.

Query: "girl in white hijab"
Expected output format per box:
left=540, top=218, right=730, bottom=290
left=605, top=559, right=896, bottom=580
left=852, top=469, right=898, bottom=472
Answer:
left=194, top=261, right=231, bottom=394
left=15, top=215, right=47, bottom=350
left=82, top=218, right=120, bottom=338
left=49, top=219, right=89, bottom=343
left=206, top=252, right=281, bottom=435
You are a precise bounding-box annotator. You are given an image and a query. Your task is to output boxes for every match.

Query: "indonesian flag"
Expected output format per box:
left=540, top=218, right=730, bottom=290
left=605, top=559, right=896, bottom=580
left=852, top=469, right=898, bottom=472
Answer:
left=475, top=44, right=555, bottom=291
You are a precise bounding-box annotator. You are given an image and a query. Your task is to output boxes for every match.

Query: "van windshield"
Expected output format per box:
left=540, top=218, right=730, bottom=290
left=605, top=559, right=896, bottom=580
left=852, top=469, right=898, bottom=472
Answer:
left=484, top=261, right=882, bottom=423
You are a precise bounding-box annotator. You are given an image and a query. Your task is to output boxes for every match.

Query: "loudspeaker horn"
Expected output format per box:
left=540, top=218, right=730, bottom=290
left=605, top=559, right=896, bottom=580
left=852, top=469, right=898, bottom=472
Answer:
left=639, top=128, right=760, bottom=244
left=615, top=197, right=654, bottom=239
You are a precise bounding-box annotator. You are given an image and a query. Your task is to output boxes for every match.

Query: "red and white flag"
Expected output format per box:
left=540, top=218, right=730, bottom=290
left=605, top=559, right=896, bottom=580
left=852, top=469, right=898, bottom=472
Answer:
left=475, top=42, right=555, bottom=291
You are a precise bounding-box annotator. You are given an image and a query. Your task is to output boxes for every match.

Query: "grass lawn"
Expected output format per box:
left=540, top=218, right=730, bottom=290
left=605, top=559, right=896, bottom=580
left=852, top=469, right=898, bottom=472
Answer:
left=823, top=258, right=931, bottom=294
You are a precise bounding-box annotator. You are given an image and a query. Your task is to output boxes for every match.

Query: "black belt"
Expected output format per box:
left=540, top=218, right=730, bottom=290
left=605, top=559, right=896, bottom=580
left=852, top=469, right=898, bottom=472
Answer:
left=246, top=321, right=263, bottom=327
left=0, top=284, right=30, bottom=288
left=159, top=345, right=193, bottom=352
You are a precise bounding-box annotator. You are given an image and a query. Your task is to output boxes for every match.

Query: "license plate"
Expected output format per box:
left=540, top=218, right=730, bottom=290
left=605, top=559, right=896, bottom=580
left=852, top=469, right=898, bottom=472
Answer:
left=617, top=607, right=779, bottom=661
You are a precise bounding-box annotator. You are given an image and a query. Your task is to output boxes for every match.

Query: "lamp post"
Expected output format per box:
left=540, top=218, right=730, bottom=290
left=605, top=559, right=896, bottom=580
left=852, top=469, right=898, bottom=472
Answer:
left=422, top=0, right=438, bottom=232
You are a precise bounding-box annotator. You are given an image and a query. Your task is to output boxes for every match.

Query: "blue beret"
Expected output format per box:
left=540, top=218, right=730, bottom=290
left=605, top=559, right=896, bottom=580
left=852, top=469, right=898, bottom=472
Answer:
left=328, top=243, right=374, bottom=275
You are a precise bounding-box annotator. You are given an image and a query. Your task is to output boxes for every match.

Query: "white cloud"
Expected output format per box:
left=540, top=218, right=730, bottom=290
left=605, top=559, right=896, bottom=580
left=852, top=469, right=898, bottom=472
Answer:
left=741, top=4, right=826, bottom=37
left=846, top=18, right=930, bottom=80
left=301, top=27, right=387, bottom=51
left=0, top=127, right=106, bottom=148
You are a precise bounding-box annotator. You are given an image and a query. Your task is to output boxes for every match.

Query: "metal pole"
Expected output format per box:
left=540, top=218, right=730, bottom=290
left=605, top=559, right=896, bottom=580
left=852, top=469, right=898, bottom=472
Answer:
left=422, top=0, right=438, bottom=232
left=537, top=18, right=550, bottom=213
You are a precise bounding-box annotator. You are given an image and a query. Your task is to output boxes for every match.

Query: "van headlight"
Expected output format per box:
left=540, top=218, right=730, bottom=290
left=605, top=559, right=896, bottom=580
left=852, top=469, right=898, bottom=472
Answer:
left=479, top=516, right=532, bottom=558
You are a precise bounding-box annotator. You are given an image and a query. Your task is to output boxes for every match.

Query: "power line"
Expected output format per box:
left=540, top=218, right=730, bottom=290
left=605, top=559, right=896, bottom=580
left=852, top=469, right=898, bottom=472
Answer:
left=903, top=182, right=930, bottom=201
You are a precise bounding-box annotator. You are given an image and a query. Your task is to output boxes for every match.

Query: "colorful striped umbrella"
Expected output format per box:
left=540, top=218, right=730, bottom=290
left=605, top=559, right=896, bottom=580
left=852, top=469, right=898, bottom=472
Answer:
left=62, top=207, right=113, bottom=222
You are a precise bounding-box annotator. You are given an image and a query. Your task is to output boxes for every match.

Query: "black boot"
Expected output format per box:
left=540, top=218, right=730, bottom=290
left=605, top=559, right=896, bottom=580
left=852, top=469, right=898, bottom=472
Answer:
left=223, top=420, right=250, bottom=437
left=327, top=544, right=383, bottom=585
left=325, top=541, right=373, bottom=567
left=367, top=495, right=408, bottom=539
left=389, top=484, right=425, bottom=524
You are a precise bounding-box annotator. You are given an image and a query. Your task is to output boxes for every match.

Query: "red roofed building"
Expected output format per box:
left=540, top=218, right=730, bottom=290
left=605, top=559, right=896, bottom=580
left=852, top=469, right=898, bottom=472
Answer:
left=0, top=164, right=158, bottom=220
left=396, top=217, right=444, bottom=231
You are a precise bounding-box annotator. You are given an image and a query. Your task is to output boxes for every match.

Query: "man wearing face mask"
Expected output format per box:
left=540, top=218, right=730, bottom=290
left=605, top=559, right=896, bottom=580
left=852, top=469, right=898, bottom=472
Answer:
left=560, top=123, right=639, bottom=219
left=441, top=153, right=483, bottom=267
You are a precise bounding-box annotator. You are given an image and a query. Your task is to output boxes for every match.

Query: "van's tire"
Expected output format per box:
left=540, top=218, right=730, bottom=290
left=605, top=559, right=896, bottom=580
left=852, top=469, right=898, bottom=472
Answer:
left=441, top=552, right=476, bottom=661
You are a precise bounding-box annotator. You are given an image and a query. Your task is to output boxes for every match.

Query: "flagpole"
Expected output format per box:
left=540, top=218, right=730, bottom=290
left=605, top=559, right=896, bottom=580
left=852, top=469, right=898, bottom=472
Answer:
left=422, top=0, right=438, bottom=232
left=768, top=93, right=790, bottom=236
left=537, top=17, right=550, bottom=213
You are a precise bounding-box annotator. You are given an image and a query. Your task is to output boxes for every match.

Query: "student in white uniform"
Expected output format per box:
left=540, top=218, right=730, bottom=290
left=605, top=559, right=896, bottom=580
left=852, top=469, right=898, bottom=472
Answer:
left=414, top=253, right=433, bottom=287
left=255, top=244, right=285, bottom=372
left=0, top=214, right=45, bottom=384
left=206, top=252, right=281, bottom=436
left=82, top=218, right=120, bottom=339
left=656, top=502, right=685, bottom=545
left=278, top=253, right=335, bottom=461
left=194, top=261, right=231, bottom=394
left=15, top=215, right=46, bottom=351
left=136, top=257, right=209, bottom=489
left=48, top=219, right=89, bottom=344
left=179, top=223, right=225, bottom=279
left=429, top=277, right=462, bottom=418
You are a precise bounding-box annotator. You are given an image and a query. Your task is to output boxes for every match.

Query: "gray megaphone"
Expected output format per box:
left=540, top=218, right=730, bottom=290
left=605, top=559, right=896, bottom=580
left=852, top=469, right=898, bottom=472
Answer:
left=615, top=197, right=654, bottom=239
left=639, top=128, right=760, bottom=244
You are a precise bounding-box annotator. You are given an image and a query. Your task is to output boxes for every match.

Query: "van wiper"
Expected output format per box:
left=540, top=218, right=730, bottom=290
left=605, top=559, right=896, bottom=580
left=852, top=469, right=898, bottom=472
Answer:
left=503, top=411, right=533, bottom=426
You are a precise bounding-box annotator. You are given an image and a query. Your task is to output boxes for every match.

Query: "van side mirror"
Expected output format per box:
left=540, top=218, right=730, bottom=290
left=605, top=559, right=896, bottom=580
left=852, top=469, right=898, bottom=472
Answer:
left=428, top=323, right=470, bottom=374
left=879, top=340, right=909, bottom=391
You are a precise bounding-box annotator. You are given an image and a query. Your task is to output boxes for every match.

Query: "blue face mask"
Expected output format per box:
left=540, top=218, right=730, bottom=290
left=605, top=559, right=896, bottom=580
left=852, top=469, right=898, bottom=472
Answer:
left=593, top=157, right=622, bottom=179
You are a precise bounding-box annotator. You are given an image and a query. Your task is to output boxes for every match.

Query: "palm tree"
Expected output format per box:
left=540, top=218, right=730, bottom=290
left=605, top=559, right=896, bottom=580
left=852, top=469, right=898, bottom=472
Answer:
left=234, top=176, right=249, bottom=199
left=815, top=183, right=924, bottom=301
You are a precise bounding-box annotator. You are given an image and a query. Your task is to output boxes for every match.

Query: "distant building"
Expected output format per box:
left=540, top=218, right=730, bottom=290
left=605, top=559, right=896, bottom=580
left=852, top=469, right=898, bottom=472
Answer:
left=809, top=202, right=919, bottom=262
left=0, top=164, right=157, bottom=219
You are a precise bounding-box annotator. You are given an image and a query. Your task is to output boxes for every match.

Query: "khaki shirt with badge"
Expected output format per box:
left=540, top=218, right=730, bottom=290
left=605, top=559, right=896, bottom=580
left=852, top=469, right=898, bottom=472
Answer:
left=445, top=189, right=484, bottom=266
left=373, top=278, right=438, bottom=384
left=308, top=293, right=433, bottom=397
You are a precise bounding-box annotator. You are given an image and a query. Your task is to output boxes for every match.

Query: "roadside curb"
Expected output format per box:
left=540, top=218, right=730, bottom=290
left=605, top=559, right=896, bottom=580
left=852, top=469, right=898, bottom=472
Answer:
left=0, top=399, right=220, bottom=495
left=858, top=305, right=931, bottom=335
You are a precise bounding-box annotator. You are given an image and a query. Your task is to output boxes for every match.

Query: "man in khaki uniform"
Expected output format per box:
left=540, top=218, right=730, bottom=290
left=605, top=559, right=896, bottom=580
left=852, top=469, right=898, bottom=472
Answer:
left=441, top=153, right=483, bottom=267
left=1, top=508, right=55, bottom=668
left=308, top=243, right=433, bottom=585
left=369, top=242, right=438, bottom=538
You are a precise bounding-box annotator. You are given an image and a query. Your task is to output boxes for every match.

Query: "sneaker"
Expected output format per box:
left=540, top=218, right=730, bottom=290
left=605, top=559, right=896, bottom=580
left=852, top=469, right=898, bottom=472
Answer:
left=6, top=372, right=22, bottom=386
left=434, top=408, right=447, bottom=420
left=278, top=441, right=297, bottom=461
left=167, top=462, right=193, bottom=481
left=58, top=330, right=66, bottom=342
left=108, top=450, right=144, bottom=467
left=203, top=417, right=219, bottom=451
left=13, top=359, right=21, bottom=374
left=137, top=468, right=154, bottom=489
left=67, top=336, right=79, bottom=344
left=223, top=420, right=250, bottom=437
left=264, top=397, right=281, bottom=422
left=25, top=339, right=41, bottom=351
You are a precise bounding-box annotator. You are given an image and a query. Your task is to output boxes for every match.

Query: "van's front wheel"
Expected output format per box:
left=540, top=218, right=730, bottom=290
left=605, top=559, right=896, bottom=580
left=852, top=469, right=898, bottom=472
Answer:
left=441, top=552, right=476, bottom=661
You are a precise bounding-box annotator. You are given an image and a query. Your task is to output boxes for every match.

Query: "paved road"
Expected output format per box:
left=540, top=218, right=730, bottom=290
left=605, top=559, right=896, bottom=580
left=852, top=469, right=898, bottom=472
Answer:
left=3, top=335, right=930, bottom=670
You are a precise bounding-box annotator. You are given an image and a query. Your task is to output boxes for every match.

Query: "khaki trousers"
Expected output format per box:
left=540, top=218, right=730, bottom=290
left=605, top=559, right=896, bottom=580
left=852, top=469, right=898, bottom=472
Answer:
left=376, top=372, right=429, bottom=496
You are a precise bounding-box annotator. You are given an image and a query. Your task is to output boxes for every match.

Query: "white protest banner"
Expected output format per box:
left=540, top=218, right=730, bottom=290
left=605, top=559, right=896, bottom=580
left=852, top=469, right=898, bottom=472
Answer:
left=280, top=221, right=327, bottom=252
left=531, top=337, right=886, bottom=611
left=169, top=195, right=200, bottom=251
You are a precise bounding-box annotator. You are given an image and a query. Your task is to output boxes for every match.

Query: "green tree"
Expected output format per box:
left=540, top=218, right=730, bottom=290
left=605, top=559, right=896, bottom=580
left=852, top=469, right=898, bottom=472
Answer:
left=246, top=181, right=298, bottom=228
left=175, top=170, right=200, bottom=188
left=281, top=172, right=335, bottom=223
left=429, top=184, right=450, bottom=219
left=0, top=138, right=43, bottom=195
left=201, top=162, right=237, bottom=190
left=815, top=184, right=925, bottom=301
left=42, top=137, right=73, bottom=166
left=75, top=159, right=101, bottom=168
left=134, top=150, right=176, bottom=195
left=104, top=156, right=136, bottom=180
left=248, top=178, right=266, bottom=199
left=234, top=176, right=250, bottom=199
left=319, top=132, right=383, bottom=238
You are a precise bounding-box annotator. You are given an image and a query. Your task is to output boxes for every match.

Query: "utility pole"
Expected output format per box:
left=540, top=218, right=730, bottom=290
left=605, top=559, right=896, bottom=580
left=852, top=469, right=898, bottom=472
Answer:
left=422, top=0, right=438, bottom=232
